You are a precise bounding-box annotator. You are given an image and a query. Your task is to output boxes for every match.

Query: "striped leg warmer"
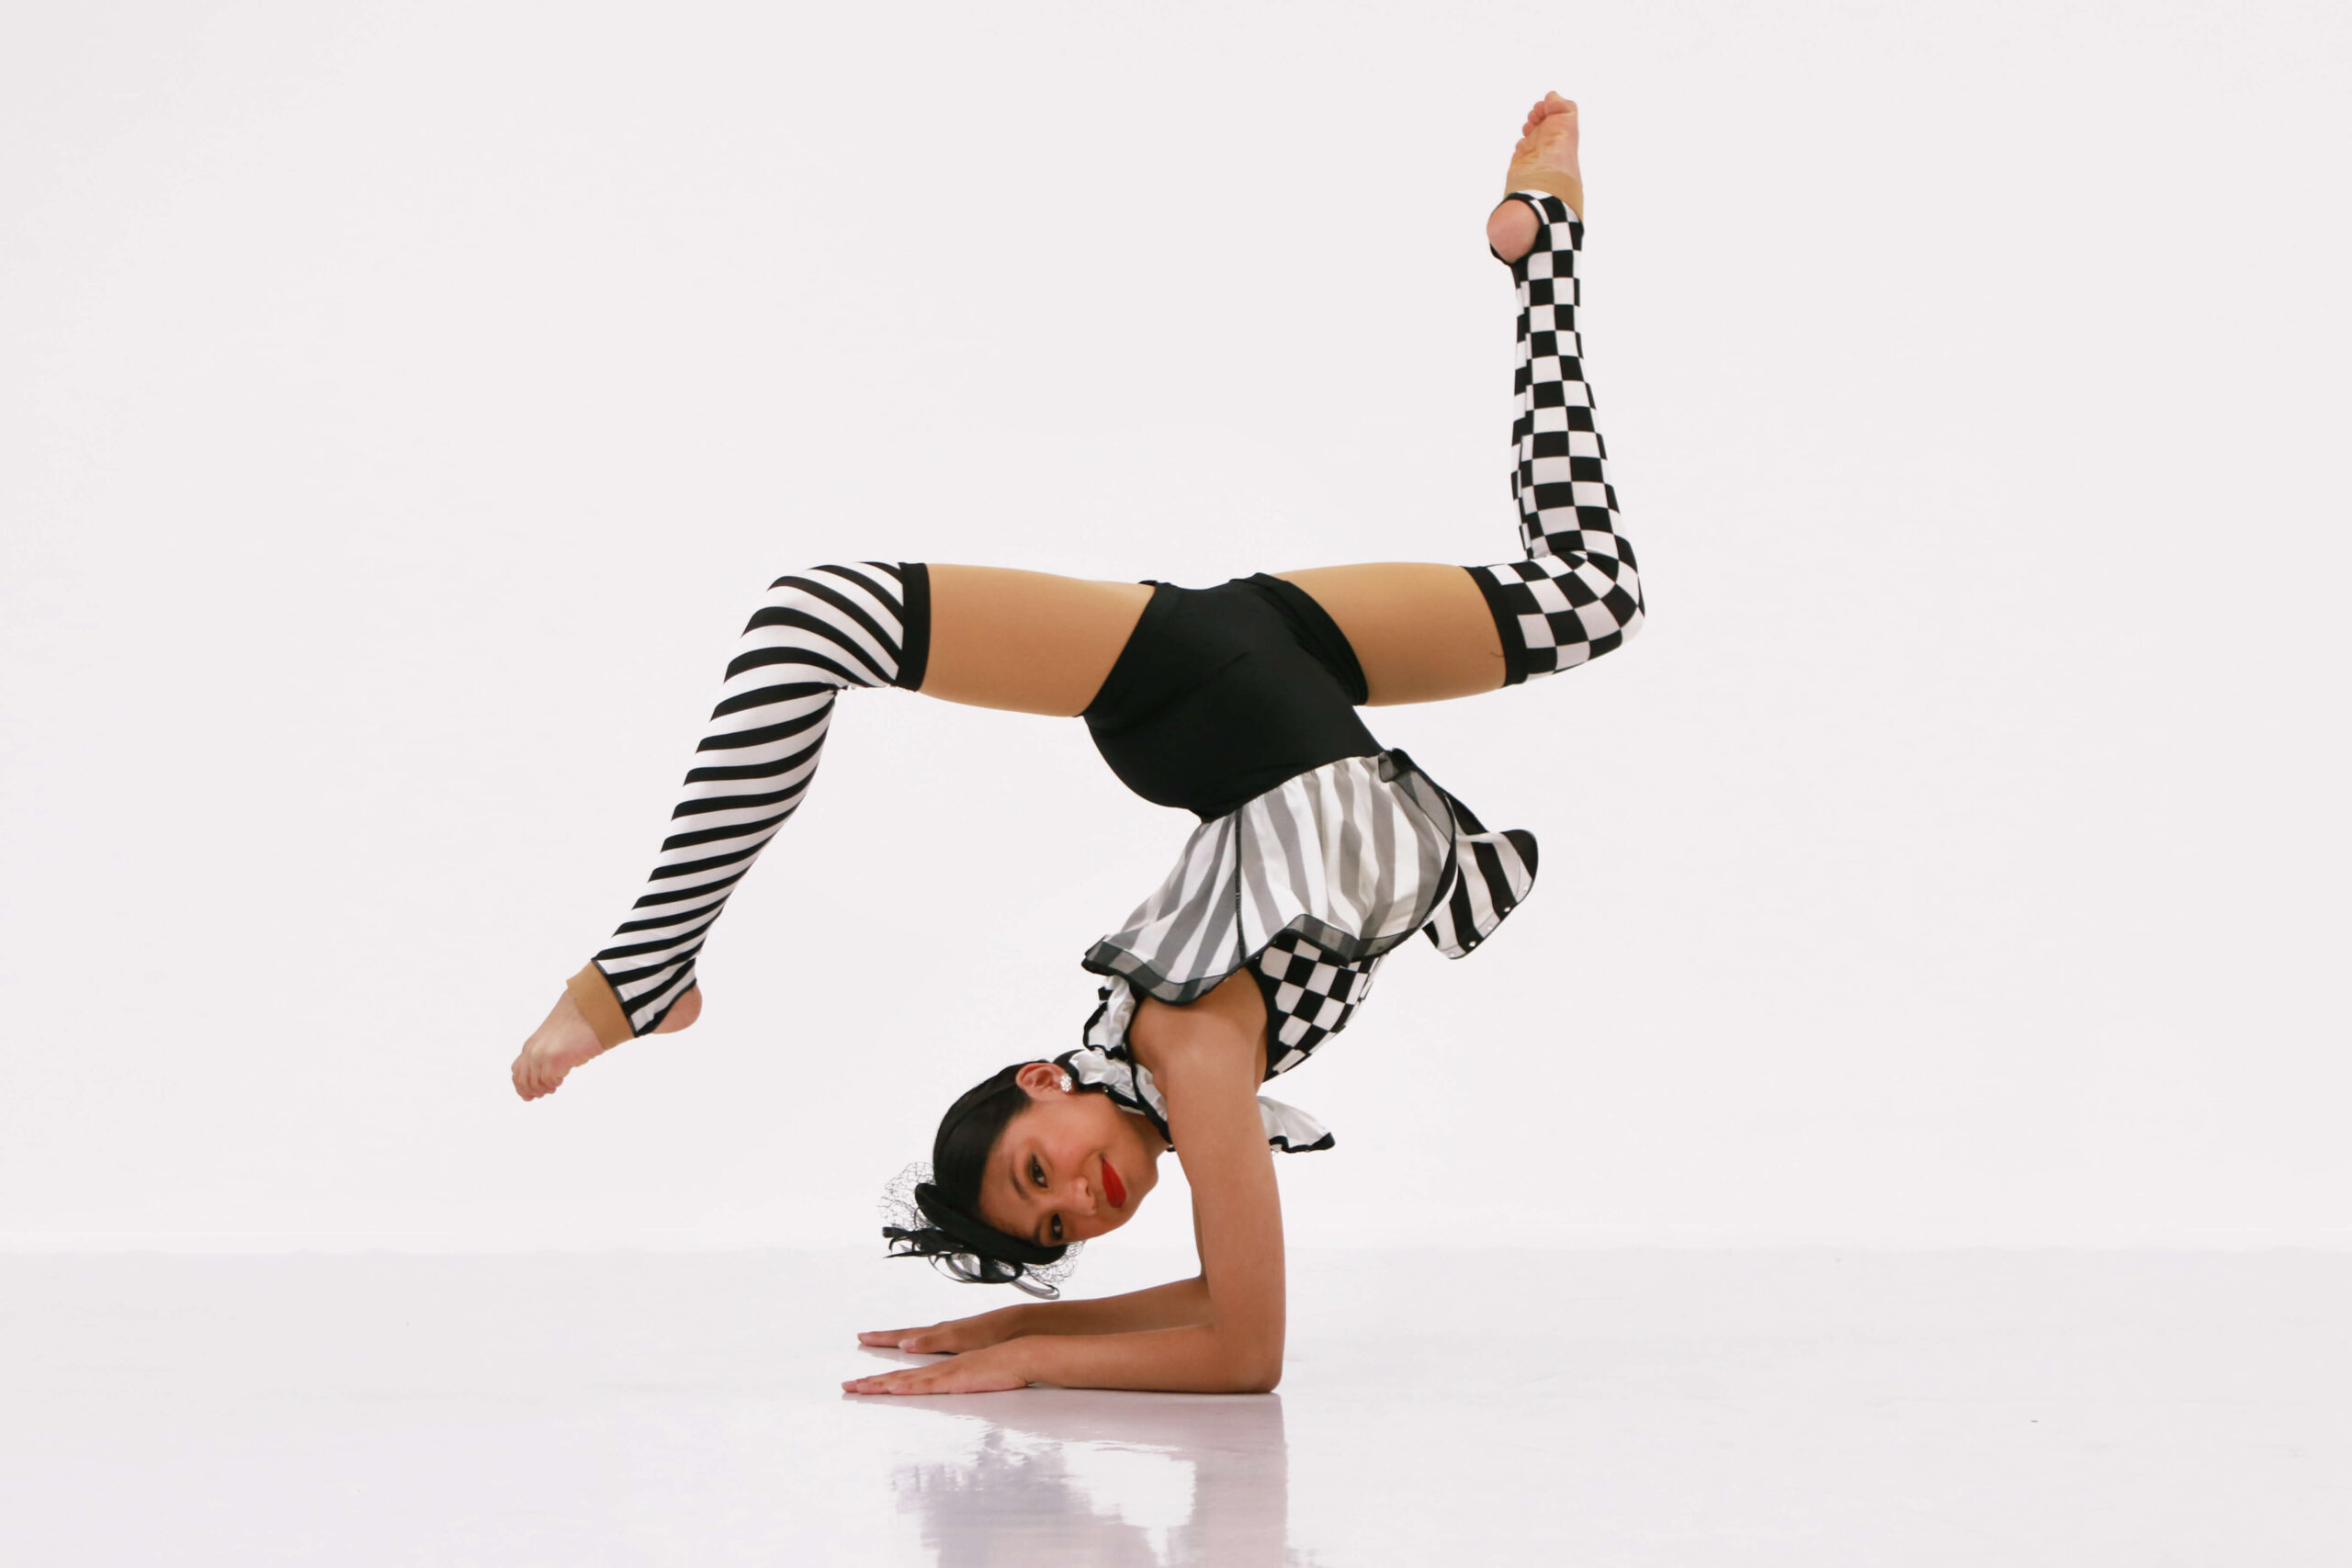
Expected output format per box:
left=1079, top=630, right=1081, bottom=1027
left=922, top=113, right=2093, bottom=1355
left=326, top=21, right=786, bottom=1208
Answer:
left=1469, top=191, right=1646, bottom=683
left=565, top=561, right=930, bottom=1044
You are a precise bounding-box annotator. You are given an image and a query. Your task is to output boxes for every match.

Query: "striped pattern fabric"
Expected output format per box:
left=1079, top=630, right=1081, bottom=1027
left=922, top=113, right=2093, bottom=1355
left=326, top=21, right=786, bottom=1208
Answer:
left=590, top=562, right=916, bottom=1036
left=1417, top=787, right=1540, bottom=961
left=1081, top=754, right=1457, bottom=1005
left=1474, top=191, right=1646, bottom=682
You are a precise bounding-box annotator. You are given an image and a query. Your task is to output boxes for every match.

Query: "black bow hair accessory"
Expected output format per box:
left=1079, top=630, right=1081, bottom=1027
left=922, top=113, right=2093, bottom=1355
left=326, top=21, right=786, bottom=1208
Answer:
left=878, top=1162, right=1083, bottom=1299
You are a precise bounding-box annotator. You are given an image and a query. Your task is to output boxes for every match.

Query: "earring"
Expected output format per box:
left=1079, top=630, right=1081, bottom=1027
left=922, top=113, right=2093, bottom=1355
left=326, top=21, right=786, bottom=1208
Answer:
left=1057, top=1072, right=1074, bottom=1093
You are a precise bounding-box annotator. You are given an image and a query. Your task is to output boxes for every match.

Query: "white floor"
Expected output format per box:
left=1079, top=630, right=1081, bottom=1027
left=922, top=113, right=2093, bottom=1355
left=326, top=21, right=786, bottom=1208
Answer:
left=5, top=1248, right=2346, bottom=1565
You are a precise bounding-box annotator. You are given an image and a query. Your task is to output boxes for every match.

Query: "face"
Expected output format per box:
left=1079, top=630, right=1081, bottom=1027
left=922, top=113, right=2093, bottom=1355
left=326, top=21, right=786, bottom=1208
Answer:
left=977, top=1062, right=1167, bottom=1247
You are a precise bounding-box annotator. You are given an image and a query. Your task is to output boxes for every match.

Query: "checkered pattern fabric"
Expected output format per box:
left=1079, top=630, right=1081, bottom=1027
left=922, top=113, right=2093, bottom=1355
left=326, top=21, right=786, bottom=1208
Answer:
left=1472, top=191, right=1645, bottom=682
left=1255, top=931, right=1382, bottom=1074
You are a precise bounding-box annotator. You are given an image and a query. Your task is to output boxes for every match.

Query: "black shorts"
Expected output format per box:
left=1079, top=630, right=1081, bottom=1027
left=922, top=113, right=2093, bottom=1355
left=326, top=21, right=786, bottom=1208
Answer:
left=1082, top=574, right=1384, bottom=820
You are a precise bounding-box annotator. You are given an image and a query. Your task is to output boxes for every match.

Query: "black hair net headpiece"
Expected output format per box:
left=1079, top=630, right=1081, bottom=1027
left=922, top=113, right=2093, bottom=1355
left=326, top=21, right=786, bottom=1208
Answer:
left=878, top=1163, right=1082, bottom=1299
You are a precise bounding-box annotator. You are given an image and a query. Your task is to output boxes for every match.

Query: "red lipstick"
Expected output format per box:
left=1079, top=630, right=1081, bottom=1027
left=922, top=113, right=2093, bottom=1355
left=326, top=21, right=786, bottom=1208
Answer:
left=1101, top=1157, right=1127, bottom=1210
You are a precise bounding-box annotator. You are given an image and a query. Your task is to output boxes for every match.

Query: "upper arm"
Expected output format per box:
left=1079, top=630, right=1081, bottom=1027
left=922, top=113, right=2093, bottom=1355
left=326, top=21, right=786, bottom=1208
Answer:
left=1132, top=976, right=1285, bottom=1382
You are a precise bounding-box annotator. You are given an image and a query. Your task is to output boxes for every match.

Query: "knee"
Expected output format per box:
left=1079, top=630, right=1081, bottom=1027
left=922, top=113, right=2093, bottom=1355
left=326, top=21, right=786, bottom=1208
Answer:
left=737, top=563, right=919, bottom=691
left=1487, top=555, right=1644, bottom=678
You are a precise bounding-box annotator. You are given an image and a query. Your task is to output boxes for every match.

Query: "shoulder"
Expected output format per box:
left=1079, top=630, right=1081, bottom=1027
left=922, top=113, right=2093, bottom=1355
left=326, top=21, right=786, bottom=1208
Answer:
left=1128, top=969, right=1269, bottom=1087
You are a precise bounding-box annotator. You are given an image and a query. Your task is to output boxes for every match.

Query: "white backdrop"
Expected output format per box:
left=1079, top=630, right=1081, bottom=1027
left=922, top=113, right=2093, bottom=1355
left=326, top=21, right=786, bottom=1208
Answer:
left=3, top=0, right=2345, bottom=1254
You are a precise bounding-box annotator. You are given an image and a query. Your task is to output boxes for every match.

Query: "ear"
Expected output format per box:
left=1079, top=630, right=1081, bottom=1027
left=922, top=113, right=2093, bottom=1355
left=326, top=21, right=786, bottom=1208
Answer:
left=1012, top=1060, right=1066, bottom=1100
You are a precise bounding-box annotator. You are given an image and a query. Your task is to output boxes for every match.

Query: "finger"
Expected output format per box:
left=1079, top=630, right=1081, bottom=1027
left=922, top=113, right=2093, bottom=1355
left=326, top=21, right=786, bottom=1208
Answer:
left=881, top=1363, right=1022, bottom=1396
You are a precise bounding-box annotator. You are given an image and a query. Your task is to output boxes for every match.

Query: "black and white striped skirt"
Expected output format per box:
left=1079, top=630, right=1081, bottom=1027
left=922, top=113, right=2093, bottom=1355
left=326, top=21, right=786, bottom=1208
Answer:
left=1082, top=747, right=1534, bottom=1005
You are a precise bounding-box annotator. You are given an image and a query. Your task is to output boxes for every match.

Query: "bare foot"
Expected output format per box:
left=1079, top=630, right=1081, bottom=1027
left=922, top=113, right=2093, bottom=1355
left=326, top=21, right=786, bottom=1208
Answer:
left=1487, top=93, right=1581, bottom=264
left=510, top=981, right=700, bottom=1101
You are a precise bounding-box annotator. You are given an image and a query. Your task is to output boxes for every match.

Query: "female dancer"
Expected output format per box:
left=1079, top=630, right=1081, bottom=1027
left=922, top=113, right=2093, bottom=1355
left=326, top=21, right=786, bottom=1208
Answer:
left=511, top=93, right=1641, bottom=1395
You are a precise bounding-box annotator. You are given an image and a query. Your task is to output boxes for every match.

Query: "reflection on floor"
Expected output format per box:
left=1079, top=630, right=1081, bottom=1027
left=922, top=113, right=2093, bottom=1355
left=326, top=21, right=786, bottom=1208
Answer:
left=885, top=1389, right=1289, bottom=1564
left=5, top=1248, right=2346, bottom=1564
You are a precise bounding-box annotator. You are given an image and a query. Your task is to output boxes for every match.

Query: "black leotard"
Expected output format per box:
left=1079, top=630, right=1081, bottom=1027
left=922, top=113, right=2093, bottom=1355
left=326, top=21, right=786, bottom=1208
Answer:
left=1081, top=573, right=1380, bottom=821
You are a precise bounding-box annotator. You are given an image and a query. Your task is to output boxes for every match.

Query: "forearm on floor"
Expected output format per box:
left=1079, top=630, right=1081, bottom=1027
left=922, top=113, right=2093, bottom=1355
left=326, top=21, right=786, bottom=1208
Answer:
left=1005, top=1277, right=1211, bottom=1337
left=1008, top=1323, right=1282, bottom=1394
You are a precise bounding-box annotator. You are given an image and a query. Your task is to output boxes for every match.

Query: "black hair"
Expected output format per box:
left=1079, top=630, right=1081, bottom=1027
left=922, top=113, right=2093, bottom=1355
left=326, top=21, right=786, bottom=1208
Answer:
left=933, top=1061, right=1035, bottom=1217
left=880, top=1060, right=1070, bottom=1287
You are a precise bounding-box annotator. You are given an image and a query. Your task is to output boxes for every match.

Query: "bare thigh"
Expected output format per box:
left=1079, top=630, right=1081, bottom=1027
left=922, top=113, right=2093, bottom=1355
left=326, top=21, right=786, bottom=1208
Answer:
left=1272, top=564, right=1506, bottom=705
left=921, top=564, right=1154, bottom=716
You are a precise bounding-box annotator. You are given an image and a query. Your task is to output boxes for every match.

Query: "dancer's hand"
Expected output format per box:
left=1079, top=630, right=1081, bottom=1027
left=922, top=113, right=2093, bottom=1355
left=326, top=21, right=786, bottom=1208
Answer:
left=856, top=1305, right=1030, bottom=1355
left=843, top=1341, right=1032, bottom=1397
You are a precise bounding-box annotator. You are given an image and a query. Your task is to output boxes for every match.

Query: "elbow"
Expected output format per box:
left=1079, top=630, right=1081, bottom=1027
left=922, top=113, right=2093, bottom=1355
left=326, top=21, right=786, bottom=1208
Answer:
left=1577, top=581, right=1644, bottom=666
left=1235, top=1363, right=1283, bottom=1395
left=1216, top=1364, right=1282, bottom=1395
left=1215, top=1342, right=1284, bottom=1395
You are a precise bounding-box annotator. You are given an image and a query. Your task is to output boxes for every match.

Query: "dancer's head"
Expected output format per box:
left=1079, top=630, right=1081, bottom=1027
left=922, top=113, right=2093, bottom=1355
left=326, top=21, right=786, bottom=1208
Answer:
left=882, top=1060, right=1164, bottom=1294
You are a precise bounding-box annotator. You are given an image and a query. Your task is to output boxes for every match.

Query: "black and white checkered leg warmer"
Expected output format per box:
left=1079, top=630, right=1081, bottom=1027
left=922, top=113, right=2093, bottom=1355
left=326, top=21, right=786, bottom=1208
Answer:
left=1471, top=191, right=1645, bottom=684
left=591, top=561, right=930, bottom=1036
